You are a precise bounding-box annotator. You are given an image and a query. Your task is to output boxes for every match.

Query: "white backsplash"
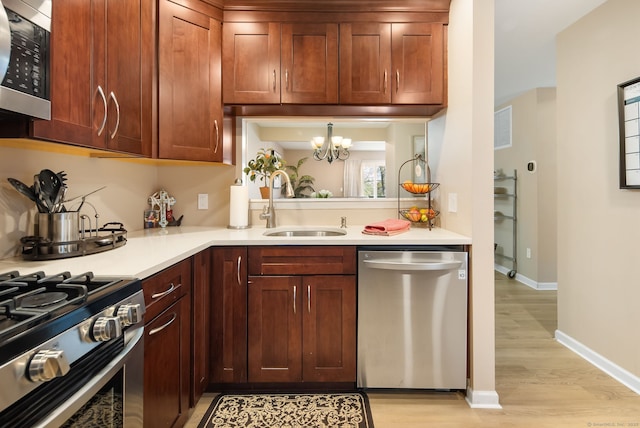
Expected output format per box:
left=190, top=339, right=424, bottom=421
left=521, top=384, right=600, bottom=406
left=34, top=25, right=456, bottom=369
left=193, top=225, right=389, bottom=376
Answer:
left=0, top=142, right=236, bottom=259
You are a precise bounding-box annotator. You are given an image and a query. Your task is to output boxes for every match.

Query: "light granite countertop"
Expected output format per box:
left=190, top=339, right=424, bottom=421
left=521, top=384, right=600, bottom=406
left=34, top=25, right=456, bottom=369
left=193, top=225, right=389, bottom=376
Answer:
left=0, top=226, right=471, bottom=279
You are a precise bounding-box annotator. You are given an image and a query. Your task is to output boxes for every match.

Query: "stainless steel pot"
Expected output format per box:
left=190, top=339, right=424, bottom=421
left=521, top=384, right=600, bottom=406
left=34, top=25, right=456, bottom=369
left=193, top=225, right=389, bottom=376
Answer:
left=37, top=212, right=79, bottom=254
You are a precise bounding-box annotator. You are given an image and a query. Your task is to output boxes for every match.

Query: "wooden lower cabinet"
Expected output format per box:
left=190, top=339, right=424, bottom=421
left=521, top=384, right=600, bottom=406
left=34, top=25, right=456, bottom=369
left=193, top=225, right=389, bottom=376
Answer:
left=247, top=275, right=356, bottom=383
left=210, top=247, right=248, bottom=384
left=142, top=259, right=191, bottom=428
left=191, top=249, right=211, bottom=406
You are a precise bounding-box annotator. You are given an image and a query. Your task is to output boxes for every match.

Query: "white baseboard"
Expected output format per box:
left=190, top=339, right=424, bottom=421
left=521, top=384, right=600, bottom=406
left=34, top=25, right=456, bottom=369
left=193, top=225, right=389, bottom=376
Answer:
left=465, top=387, right=501, bottom=409
left=555, top=330, right=640, bottom=395
left=494, top=264, right=558, bottom=290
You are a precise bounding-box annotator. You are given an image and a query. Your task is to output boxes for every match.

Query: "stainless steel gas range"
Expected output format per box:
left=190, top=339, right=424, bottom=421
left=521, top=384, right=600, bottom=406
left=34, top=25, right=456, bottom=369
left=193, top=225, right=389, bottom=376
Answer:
left=0, top=270, right=145, bottom=427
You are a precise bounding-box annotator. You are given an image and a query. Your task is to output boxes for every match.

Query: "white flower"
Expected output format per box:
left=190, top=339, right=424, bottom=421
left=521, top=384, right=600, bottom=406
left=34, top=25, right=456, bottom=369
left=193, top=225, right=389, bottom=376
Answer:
left=312, top=189, right=333, bottom=198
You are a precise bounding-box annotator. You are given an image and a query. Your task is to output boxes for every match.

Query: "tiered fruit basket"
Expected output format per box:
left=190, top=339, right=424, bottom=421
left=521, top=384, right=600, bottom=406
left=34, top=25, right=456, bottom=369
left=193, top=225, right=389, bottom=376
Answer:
left=397, top=154, right=440, bottom=229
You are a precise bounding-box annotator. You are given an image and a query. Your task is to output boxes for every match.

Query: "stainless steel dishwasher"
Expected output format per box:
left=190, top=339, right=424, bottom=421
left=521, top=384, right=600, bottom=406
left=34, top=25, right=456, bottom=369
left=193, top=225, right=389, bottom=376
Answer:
left=357, top=247, right=468, bottom=390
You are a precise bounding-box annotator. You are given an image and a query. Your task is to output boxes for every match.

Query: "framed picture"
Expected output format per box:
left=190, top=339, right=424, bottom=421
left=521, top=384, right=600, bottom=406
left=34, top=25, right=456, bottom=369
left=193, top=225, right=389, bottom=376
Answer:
left=144, top=210, right=159, bottom=229
left=618, top=77, right=640, bottom=188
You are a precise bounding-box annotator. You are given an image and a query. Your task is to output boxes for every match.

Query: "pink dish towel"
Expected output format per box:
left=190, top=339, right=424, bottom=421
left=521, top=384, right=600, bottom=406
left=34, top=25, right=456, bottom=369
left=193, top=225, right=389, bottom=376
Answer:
left=363, top=218, right=411, bottom=236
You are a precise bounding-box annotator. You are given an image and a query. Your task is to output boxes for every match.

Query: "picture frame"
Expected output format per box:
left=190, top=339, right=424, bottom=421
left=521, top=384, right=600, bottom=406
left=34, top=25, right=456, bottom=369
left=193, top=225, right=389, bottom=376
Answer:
left=617, top=76, right=640, bottom=188
left=144, top=210, right=159, bottom=229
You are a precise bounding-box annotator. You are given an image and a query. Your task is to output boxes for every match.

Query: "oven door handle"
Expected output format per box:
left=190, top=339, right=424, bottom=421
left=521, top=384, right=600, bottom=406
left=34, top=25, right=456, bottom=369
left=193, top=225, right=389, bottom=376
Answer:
left=34, top=327, right=144, bottom=427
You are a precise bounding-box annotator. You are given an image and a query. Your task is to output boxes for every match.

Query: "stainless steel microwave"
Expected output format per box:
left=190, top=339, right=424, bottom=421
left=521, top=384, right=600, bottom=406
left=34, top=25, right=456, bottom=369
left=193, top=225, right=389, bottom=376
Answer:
left=0, top=0, right=50, bottom=120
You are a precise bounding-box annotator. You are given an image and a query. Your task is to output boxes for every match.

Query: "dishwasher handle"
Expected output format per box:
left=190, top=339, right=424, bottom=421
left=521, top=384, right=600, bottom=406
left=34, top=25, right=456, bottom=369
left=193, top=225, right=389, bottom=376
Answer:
left=362, top=259, right=462, bottom=271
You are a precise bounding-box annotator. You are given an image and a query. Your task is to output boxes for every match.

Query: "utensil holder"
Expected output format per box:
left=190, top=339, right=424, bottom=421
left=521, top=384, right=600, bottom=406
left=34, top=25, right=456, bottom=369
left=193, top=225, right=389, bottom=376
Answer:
left=37, top=212, right=79, bottom=254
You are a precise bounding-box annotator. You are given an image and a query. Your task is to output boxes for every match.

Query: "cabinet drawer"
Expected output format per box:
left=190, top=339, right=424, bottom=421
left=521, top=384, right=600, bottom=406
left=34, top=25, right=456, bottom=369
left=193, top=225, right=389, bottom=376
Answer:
left=143, top=259, right=192, bottom=322
left=248, top=246, right=356, bottom=275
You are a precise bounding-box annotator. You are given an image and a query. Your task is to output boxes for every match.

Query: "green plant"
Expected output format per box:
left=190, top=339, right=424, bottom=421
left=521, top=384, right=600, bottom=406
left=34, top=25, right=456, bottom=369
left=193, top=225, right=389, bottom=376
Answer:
left=284, top=157, right=315, bottom=198
left=243, top=148, right=284, bottom=186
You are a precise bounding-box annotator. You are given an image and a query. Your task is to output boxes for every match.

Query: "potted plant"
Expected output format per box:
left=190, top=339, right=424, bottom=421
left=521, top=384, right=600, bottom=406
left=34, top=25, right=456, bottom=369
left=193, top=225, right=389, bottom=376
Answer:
left=243, top=148, right=285, bottom=198
left=284, top=157, right=316, bottom=198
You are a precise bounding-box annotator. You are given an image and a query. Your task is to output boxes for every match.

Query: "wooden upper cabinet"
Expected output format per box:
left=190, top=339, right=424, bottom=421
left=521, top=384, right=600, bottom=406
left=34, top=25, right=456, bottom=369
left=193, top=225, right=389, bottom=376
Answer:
left=103, top=0, right=152, bottom=155
left=222, top=22, right=338, bottom=105
left=158, top=0, right=223, bottom=161
left=391, top=22, right=445, bottom=105
left=281, top=23, right=339, bottom=104
left=339, top=23, right=392, bottom=104
left=32, top=0, right=152, bottom=156
left=222, top=22, right=281, bottom=104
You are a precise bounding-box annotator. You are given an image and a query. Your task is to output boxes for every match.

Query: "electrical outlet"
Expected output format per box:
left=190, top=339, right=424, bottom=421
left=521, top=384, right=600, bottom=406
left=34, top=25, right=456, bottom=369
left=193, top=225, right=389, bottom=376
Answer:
left=526, top=248, right=531, bottom=259
left=448, top=193, right=458, bottom=213
left=197, top=194, right=208, bottom=210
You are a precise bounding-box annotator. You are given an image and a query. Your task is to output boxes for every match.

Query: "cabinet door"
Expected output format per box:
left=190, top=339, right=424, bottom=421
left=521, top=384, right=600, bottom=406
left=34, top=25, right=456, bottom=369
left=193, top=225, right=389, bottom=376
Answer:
left=391, top=22, right=445, bottom=104
left=222, top=22, right=281, bottom=104
left=303, top=276, right=357, bottom=382
left=191, top=249, right=211, bottom=406
left=281, top=23, right=338, bottom=104
left=339, top=23, right=392, bottom=104
left=210, top=247, right=248, bottom=383
left=158, top=0, right=223, bottom=161
left=103, top=0, right=153, bottom=155
left=247, top=276, right=302, bottom=383
left=32, top=0, right=152, bottom=156
left=144, top=297, right=191, bottom=428
left=31, top=1, right=95, bottom=146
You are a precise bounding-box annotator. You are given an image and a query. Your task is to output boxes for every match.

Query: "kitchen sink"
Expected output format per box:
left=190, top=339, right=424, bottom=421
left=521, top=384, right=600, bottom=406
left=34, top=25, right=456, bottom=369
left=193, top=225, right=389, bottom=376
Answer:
left=263, top=227, right=347, bottom=237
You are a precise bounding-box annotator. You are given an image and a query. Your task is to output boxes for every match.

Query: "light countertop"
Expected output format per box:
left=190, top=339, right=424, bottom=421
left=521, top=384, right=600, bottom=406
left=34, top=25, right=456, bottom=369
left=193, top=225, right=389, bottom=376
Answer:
left=0, top=226, right=471, bottom=279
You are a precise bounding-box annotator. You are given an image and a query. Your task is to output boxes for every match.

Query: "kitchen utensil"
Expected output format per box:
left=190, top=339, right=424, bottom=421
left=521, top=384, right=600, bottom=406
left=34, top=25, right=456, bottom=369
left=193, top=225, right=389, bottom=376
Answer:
left=7, top=178, right=38, bottom=203
left=38, top=169, right=62, bottom=210
left=65, top=186, right=107, bottom=211
left=32, top=175, right=50, bottom=213
left=52, top=185, right=67, bottom=213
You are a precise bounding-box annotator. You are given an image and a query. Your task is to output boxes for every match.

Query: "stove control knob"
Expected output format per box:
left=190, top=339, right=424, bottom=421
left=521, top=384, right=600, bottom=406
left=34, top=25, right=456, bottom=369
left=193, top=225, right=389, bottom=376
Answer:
left=116, top=303, right=143, bottom=327
left=28, top=350, right=70, bottom=382
left=92, top=316, right=123, bottom=342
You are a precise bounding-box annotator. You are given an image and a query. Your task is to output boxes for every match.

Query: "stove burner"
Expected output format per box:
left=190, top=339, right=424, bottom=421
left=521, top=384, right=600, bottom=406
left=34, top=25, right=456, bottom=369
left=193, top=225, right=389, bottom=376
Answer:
left=21, top=292, right=69, bottom=308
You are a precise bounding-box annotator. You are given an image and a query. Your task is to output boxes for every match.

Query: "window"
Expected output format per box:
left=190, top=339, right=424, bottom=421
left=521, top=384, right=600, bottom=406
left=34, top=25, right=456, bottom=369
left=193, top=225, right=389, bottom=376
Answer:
left=361, top=161, right=386, bottom=198
left=494, top=105, right=512, bottom=150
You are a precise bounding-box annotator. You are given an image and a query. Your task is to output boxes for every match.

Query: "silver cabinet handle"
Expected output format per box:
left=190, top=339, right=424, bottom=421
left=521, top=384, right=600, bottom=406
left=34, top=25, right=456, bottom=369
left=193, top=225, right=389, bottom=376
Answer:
left=148, top=313, right=177, bottom=335
left=363, top=260, right=462, bottom=271
left=214, top=119, right=220, bottom=153
left=108, top=91, right=120, bottom=139
left=236, top=255, right=242, bottom=286
left=293, top=285, right=297, bottom=314
left=273, top=69, right=276, bottom=92
left=396, top=70, right=400, bottom=93
left=96, top=86, right=108, bottom=136
left=307, top=284, right=311, bottom=313
left=383, top=70, right=387, bottom=94
left=151, top=283, right=176, bottom=299
left=285, top=69, right=289, bottom=91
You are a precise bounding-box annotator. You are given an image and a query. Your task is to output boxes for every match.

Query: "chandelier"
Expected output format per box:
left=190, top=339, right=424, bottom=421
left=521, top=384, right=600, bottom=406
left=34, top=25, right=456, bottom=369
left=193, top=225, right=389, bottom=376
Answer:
left=311, top=123, right=352, bottom=164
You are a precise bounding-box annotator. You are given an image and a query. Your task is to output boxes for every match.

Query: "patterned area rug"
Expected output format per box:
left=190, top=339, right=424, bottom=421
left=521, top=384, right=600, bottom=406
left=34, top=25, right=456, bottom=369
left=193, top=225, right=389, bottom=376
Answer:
left=197, top=392, right=374, bottom=428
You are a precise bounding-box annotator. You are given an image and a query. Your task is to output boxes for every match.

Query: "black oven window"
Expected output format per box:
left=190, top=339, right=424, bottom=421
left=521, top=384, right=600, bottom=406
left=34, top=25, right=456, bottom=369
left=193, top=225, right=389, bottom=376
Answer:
left=60, top=375, right=123, bottom=428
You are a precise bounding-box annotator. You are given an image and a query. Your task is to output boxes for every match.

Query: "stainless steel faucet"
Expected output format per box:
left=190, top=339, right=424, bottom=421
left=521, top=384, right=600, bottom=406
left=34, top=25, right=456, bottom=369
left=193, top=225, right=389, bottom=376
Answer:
left=260, top=170, right=294, bottom=228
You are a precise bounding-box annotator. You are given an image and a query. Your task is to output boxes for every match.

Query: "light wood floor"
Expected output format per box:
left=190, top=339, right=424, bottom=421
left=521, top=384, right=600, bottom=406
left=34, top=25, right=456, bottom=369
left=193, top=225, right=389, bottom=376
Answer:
left=186, top=273, right=640, bottom=427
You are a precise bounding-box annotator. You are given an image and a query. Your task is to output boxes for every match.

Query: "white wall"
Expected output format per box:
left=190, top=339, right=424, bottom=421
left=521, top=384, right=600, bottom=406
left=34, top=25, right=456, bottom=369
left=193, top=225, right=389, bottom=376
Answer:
left=495, top=88, right=558, bottom=286
left=557, top=0, right=640, bottom=381
left=432, top=0, right=498, bottom=405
